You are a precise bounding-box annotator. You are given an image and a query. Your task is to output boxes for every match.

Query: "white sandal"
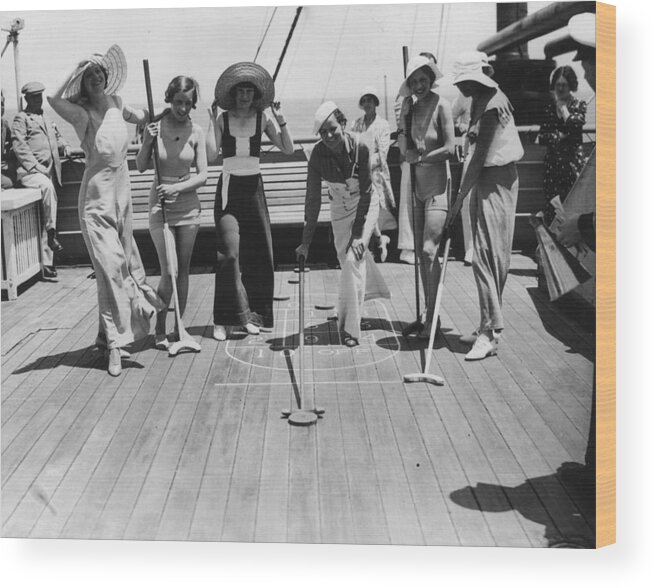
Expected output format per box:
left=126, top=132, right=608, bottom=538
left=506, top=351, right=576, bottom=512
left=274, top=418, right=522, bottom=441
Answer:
left=107, top=348, right=122, bottom=376
left=213, top=325, right=229, bottom=341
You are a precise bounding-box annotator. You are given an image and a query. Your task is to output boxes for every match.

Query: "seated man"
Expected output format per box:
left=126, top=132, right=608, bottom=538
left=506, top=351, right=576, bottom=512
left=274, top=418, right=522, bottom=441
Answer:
left=1, top=91, right=14, bottom=189
left=12, top=81, right=71, bottom=278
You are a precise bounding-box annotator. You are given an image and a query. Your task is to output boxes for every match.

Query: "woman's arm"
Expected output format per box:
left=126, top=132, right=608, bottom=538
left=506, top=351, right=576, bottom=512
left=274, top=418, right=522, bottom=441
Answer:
left=351, top=138, right=372, bottom=240
left=47, top=68, right=89, bottom=139
left=446, top=109, right=497, bottom=228
left=397, top=97, right=410, bottom=158
left=297, top=153, right=324, bottom=258
left=206, top=110, right=222, bottom=163
left=377, top=119, right=391, bottom=160
left=564, top=99, right=586, bottom=128
left=135, top=121, right=156, bottom=173
left=420, top=99, right=455, bottom=164
left=264, top=105, right=294, bottom=155
left=122, top=101, right=149, bottom=125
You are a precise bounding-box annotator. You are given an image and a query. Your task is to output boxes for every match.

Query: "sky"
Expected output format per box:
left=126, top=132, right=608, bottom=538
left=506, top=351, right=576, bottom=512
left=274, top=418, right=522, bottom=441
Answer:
left=1, top=1, right=594, bottom=138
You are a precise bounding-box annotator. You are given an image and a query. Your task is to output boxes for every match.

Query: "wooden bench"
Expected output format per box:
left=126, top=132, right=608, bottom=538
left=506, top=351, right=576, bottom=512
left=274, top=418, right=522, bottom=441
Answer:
left=128, top=157, right=331, bottom=231
left=1, top=188, right=43, bottom=300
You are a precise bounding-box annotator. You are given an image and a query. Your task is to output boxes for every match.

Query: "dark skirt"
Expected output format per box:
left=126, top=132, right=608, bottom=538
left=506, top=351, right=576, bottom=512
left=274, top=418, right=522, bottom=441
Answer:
left=213, top=173, right=275, bottom=328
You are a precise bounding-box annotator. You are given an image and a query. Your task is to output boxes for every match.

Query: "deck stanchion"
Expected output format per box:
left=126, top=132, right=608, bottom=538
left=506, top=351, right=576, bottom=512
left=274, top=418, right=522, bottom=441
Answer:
left=282, top=254, right=325, bottom=425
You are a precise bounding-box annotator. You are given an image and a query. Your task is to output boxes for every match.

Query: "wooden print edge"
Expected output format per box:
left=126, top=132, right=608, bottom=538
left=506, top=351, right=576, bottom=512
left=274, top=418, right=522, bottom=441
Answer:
left=596, top=0, right=616, bottom=548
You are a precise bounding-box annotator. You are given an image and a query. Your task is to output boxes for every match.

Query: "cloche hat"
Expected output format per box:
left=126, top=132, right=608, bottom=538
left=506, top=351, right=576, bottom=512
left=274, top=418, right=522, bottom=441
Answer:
left=569, top=13, right=596, bottom=60
left=452, top=51, right=498, bottom=89
left=358, top=85, right=380, bottom=105
left=398, top=55, right=443, bottom=98
left=313, top=100, right=339, bottom=135
left=214, top=62, right=275, bottom=111
left=62, top=44, right=127, bottom=102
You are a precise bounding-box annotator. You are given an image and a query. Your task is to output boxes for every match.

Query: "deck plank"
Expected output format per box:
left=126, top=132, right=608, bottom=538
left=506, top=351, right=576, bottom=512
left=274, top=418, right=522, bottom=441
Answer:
left=123, top=278, right=214, bottom=540
left=187, top=316, right=255, bottom=541
left=312, top=269, right=356, bottom=544
left=1, top=257, right=596, bottom=546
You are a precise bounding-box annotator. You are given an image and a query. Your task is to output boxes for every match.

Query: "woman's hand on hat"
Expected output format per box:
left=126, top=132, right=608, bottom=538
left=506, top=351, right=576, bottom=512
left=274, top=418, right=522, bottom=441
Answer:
left=271, top=101, right=286, bottom=125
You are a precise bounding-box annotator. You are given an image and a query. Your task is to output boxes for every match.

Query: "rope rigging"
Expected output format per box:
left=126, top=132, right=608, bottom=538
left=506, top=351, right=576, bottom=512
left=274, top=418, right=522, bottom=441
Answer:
left=254, top=7, right=278, bottom=63
left=321, top=6, right=350, bottom=102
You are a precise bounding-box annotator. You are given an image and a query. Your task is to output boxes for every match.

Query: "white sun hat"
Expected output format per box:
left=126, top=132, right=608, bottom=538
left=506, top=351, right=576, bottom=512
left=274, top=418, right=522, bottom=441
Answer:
left=62, top=44, right=127, bottom=102
left=358, top=86, right=380, bottom=106
left=313, top=100, right=339, bottom=135
left=214, top=62, right=275, bottom=111
left=452, top=51, right=499, bottom=89
left=398, top=55, right=443, bottom=98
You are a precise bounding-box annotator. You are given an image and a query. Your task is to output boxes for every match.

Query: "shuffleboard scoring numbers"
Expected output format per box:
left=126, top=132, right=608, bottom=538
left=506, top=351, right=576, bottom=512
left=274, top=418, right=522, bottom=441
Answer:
left=223, top=300, right=401, bottom=371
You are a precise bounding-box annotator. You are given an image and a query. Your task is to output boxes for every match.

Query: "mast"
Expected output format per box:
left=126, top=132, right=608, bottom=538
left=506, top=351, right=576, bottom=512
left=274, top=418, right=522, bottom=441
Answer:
left=1, top=17, right=25, bottom=111
left=273, top=6, right=303, bottom=82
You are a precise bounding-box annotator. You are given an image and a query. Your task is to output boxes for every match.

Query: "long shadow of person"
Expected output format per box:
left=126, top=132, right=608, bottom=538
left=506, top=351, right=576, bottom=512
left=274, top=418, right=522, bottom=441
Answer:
left=449, top=462, right=596, bottom=548
left=11, top=341, right=146, bottom=375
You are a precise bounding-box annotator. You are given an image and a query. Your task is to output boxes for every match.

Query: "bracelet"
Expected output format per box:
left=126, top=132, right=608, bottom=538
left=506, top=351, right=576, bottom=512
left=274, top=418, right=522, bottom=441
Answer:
left=279, top=122, right=287, bottom=128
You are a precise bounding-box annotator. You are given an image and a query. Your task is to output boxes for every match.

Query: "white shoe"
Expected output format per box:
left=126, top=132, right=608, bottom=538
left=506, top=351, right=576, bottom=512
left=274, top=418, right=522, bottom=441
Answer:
left=378, top=235, right=391, bottom=263
left=213, top=325, right=227, bottom=341
left=155, top=334, right=170, bottom=350
left=245, top=322, right=260, bottom=335
left=464, top=332, right=499, bottom=361
left=459, top=329, right=480, bottom=345
left=399, top=250, right=415, bottom=265
left=96, top=335, right=130, bottom=358
left=107, top=348, right=122, bottom=376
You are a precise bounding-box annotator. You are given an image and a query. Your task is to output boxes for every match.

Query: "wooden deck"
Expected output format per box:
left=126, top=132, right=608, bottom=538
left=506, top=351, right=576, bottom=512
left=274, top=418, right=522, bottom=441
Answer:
left=0, top=255, right=595, bottom=546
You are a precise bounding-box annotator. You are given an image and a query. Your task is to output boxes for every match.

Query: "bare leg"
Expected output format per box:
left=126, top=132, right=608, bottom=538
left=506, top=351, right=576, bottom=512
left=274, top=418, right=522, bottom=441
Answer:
left=422, top=204, right=447, bottom=325
left=173, top=223, right=199, bottom=336
left=149, top=223, right=174, bottom=337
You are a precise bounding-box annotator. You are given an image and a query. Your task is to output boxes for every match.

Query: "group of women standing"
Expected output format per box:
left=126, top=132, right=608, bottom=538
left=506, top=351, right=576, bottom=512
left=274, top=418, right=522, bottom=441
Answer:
left=48, top=49, right=292, bottom=375
left=47, top=44, right=526, bottom=375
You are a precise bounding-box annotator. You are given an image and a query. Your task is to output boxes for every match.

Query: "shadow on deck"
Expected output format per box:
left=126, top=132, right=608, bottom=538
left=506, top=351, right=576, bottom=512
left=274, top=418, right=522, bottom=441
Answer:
left=1, top=255, right=595, bottom=547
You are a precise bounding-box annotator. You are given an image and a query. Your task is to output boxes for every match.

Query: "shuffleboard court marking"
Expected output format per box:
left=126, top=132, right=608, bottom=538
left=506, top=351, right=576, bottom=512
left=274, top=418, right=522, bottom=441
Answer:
left=214, top=381, right=403, bottom=386
left=222, top=299, right=400, bottom=372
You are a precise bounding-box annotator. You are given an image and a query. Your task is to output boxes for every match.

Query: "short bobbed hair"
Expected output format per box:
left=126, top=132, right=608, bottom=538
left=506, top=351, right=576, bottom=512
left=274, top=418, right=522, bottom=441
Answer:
left=359, top=94, right=380, bottom=107
left=164, top=76, right=200, bottom=108
left=550, top=65, right=578, bottom=92
left=229, top=81, right=262, bottom=102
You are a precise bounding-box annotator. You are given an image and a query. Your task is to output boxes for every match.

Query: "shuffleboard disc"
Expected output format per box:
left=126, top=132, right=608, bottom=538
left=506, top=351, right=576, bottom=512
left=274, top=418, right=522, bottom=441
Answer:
left=274, top=295, right=291, bottom=301
left=315, top=303, right=335, bottom=310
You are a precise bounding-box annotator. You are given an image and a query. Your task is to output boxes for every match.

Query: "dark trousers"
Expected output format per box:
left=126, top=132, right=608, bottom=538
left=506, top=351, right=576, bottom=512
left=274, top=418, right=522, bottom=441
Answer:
left=213, top=174, right=274, bottom=328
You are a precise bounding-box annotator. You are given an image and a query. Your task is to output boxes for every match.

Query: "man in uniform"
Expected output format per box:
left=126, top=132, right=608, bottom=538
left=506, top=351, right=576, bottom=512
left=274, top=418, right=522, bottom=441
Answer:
left=12, top=81, right=71, bottom=278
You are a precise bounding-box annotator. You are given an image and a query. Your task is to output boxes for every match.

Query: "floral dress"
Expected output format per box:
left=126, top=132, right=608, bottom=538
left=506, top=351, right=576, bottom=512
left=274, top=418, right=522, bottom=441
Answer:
left=538, top=97, right=587, bottom=224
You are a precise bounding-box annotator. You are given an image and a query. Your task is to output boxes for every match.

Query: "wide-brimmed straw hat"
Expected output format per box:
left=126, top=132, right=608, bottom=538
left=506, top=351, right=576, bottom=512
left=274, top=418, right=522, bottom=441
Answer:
left=313, top=100, right=339, bottom=135
left=569, top=13, right=596, bottom=60
left=62, top=44, right=127, bottom=102
left=398, top=55, right=443, bottom=98
left=358, top=86, right=380, bottom=106
left=452, top=51, right=499, bottom=89
left=214, top=62, right=275, bottom=111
